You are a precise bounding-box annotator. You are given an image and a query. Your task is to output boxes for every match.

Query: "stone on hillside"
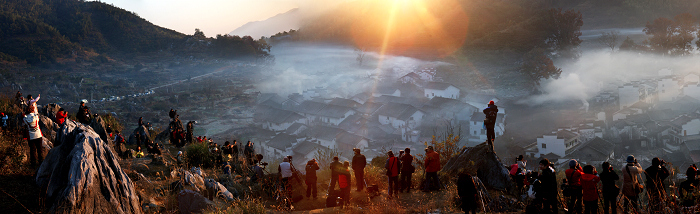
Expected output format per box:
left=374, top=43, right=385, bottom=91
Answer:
left=204, top=179, right=235, bottom=201
left=177, top=189, right=213, bottom=214
left=442, top=142, right=513, bottom=191
left=90, top=115, right=112, bottom=144
left=128, top=125, right=150, bottom=145
left=38, top=115, right=59, bottom=143
left=36, top=120, right=142, bottom=214
left=41, top=137, right=53, bottom=159
left=40, top=103, right=62, bottom=121
left=154, top=129, right=170, bottom=144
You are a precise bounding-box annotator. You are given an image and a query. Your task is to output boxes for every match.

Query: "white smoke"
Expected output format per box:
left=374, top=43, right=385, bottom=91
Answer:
left=520, top=50, right=700, bottom=106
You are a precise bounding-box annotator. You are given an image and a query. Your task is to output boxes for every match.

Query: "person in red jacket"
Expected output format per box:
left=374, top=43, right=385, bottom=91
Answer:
left=339, top=161, right=352, bottom=206
left=565, top=159, right=584, bottom=214
left=580, top=165, right=601, bottom=214
left=55, top=108, right=68, bottom=125
left=385, top=150, right=401, bottom=198
left=423, top=146, right=441, bottom=192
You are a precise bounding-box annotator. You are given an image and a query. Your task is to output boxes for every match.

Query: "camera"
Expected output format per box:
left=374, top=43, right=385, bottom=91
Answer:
left=260, top=162, right=268, bottom=166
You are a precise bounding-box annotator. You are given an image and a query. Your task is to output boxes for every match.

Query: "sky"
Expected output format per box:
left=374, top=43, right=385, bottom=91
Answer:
left=91, top=0, right=303, bottom=36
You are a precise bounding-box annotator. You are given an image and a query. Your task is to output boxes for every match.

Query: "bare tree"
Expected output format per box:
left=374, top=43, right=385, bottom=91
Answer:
left=598, top=30, right=620, bottom=52
left=355, top=47, right=367, bottom=66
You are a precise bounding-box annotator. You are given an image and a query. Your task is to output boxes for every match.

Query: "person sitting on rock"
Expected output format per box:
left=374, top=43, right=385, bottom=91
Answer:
left=135, top=147, right=144, bottom=158
left=177, top=151, right=184, bottom=165
left=147, top=141, right=161, bottom=156
left=55, top=108, right=68, bottom=125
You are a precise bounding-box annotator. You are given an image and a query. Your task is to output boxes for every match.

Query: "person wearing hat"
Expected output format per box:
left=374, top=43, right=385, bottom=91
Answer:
left=352, top=148, right=367, bottom=191
left=278, top=157, right=294, bottom=201
left=482, top=100, right=498, bottom=151
left=645, top=157, right=669, bottom=212
left=565, top=159, right=584, bottom=214
left=621, top=155, right=643, bottom=213
left=679, top=164, right=699, bottom=207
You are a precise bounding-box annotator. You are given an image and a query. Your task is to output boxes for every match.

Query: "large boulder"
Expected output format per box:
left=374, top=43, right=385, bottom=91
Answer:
left=89, top=115, right=112, bottom=144
left=36, top=120, right=142, bottom=214
left=177, top=189, right=213, bottom=214
left=442, top=142, right=513, bottom=191
left=154, top=129, right=170, bottom=144
left=40, top=103, right=62, bottom=121
left=38, top=114, right=59, bottom=143
left=128, top=125, right=150, bottom=145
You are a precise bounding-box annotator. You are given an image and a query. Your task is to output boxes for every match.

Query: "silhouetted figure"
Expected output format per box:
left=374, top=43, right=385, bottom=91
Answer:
left=329, top=156, right=342, bottom=191
left=186, top=121, right=195, bottom=143
left=537, top=158, right=558, bottom=214
left=306, top=159, right=320, bottom=199
left=482, top=100, right=498, bottom=150
left=679, top=165, right=699, bottom=207
left=599, top=162, right=619, bottom=214
left=645, top=157, right=669, bottom=212
left=458, top=171, right=478, bottom=214
left=352, top=148, right=366, bottom=191
left=244, top=141, right=254, bottom=164
left=399, top=148, right=414, bottom=193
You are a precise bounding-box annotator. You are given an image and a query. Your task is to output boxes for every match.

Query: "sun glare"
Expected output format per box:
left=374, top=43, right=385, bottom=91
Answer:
left=350, top=0, right=470, bottom=59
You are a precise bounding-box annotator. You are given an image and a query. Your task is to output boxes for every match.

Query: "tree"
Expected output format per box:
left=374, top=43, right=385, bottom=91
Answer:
left=619, top=36, right=640, bottom=52
left=193, top=28, right=206, bottom=40
left=598, top=30, right=620, bottom=52
left=644, top=13, right=697, bottom=56
left=521, top=48, right=562, bottom=86
left=544, top=9, right=584, bottom=59
left=354, top=47, right=367, bottom=66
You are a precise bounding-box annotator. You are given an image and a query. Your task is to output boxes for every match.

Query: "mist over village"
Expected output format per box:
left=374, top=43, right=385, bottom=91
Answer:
left=2, top=0, right=700, bottom=213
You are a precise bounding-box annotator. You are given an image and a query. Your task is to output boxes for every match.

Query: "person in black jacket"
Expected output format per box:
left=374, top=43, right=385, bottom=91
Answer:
left=645, top=157, right=669, bottom=212
left=482, top=100, right=498, bottom=151
left=538, top=158, right=558, bottom=214
left=329, top=156, right=342, bottom=191
left=351, top=148, right=366, bottom=191
left=306, top=159, right=320, bottom=199
left=244, top=141, right=255, bottom=164
left=679, top=165, right=699, bottom=207
left=458, top=171, right=478, bottom=214
left=599, top=162, right=619, bottom=214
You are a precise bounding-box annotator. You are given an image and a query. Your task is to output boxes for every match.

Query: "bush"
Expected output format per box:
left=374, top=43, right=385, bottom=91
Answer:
left=206, top=197, right=266, bottom=214
left=185, top=143, right=214, bottom=168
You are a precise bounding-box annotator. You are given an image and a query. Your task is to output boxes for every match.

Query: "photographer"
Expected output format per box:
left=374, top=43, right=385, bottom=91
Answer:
left=622, top=155, right=643, bottom=213
left=645, top=157, right=669, bottom=212
left=679, top=164, right=699, bottom=207
left=306, top=159, right=320, bottom=199
left=599, top=162, right=619, bottom=214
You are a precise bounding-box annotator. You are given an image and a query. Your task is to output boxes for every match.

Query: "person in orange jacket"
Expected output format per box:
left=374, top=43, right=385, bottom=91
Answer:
left=55, top=108, right=68, bottom=125
left=423, top=146, right=441, bottom=192
left=580, top=165, right=601, bottom=214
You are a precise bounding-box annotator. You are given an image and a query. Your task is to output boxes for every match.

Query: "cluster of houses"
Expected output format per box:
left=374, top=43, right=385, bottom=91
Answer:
left=517, top=70, right=700, bottom=169
left=252, top=67, right=507, bottom=165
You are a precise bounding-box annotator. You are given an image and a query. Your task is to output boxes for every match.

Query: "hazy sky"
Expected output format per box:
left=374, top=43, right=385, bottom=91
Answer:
left=92, top=0, right=302, bottom=36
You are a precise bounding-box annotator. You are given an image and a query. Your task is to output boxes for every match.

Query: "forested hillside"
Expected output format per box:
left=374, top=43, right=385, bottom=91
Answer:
left=0, top=0, right=270, bottom=64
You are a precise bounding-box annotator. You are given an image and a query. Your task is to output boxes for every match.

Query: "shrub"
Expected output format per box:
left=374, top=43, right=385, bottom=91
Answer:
left=185, top=142, right=214, bottom=168
left=206, top=197, right=266, bottom=214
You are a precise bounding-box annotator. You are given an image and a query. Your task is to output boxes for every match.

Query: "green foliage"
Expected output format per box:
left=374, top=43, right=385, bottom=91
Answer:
left=521, top=48, right=562, bottom=86
left=185, top=142, right=214, bottom=168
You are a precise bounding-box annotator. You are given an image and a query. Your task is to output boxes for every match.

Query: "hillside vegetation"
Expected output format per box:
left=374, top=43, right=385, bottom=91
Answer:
left=0, top=0, right=270, bottom=64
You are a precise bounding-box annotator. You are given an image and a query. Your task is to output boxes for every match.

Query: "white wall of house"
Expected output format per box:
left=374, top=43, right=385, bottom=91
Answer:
left=658, top=78, right=680, bottom=102
left=380, top=111, right=425, bottom=130
left=618, top=85, right=639, bottom=109
left=683, top=84, right=700, bottom=100
left=425, top=86, right=460, bottom=99
left=596, top=112, right=605, bottom=121
left=373, top=90, right=400, bottom=97
left=681, top=119, right=700, bottom=136
left=685, top=74, right=699, bottom=84
left=613, top=112, right=628, bottom=121
left=536, top=135, right=566, bottom=158
left=265, top=118, right=306, bottom=132
left=469, top=119, right=505, bottom=141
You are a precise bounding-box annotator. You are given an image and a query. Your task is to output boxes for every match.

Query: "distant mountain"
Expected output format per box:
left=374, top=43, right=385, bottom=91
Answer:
left=229, top=8, right=300, bottom=39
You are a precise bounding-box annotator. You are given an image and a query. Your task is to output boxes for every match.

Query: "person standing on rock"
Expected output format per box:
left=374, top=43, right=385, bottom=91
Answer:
left=385, top=150, right=400, bottom=198
left=352, top=148, right=366, bottom=191
left=231, top=140, right=239, bottom=162
left=305, top=159, right=319, bottom=199
left=482, top=100, right=498, bottom=151
left=399, top=148, right=414, bottom=193
left=538, top=158, right=558, bottom=214
left=23, top=104, right=43, bottom=166
left=423, top=146, right=441, bottom=192
left=26, top=94, right=40, bottom=114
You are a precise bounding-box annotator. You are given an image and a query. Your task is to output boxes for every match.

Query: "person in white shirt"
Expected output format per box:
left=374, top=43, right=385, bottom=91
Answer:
left=23, top=100, right=43, bottom=166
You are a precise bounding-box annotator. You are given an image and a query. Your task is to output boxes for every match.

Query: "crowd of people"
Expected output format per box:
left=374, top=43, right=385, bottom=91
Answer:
left=507, top=154, right=700, bottom=214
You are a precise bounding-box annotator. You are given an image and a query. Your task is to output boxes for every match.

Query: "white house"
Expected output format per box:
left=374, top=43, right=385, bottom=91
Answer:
left=335, top=131, right=369, bottom=151
left=464, top=93, right=499, bottom=110
left=372, top=86, right=401, bottom=97
left=618, top=84, right=640, bottom=110
left=263, top=133, right=299, bottom=158
left=670, top=114, right=700, bottom=144
left=682, top=83, right=700, bottom=100
left=315, top=104, right=355, bottom=126
left=424, top=82, right=460, bottom=99
left=254, top=105, right=307, bottom=132
left=658, top=77, right=681, bottom=102
left=527, top=130, right=581, bottom=158
left=375, top=102, right=425, bottom=130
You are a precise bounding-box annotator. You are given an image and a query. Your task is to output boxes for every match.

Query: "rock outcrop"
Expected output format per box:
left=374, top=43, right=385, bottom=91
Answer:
left=442, top=142, right=513, bottom=191
left=128, top=125, right=150, bottom=145
left=36, top=120, right=142, bottom=214
left=38, top=114, right=59, bottom=143
left=89, top=115, right=111, bottom=144
left=40, top=103, right=62, bottom=121
left=154, top=129, right=170, bottom=144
